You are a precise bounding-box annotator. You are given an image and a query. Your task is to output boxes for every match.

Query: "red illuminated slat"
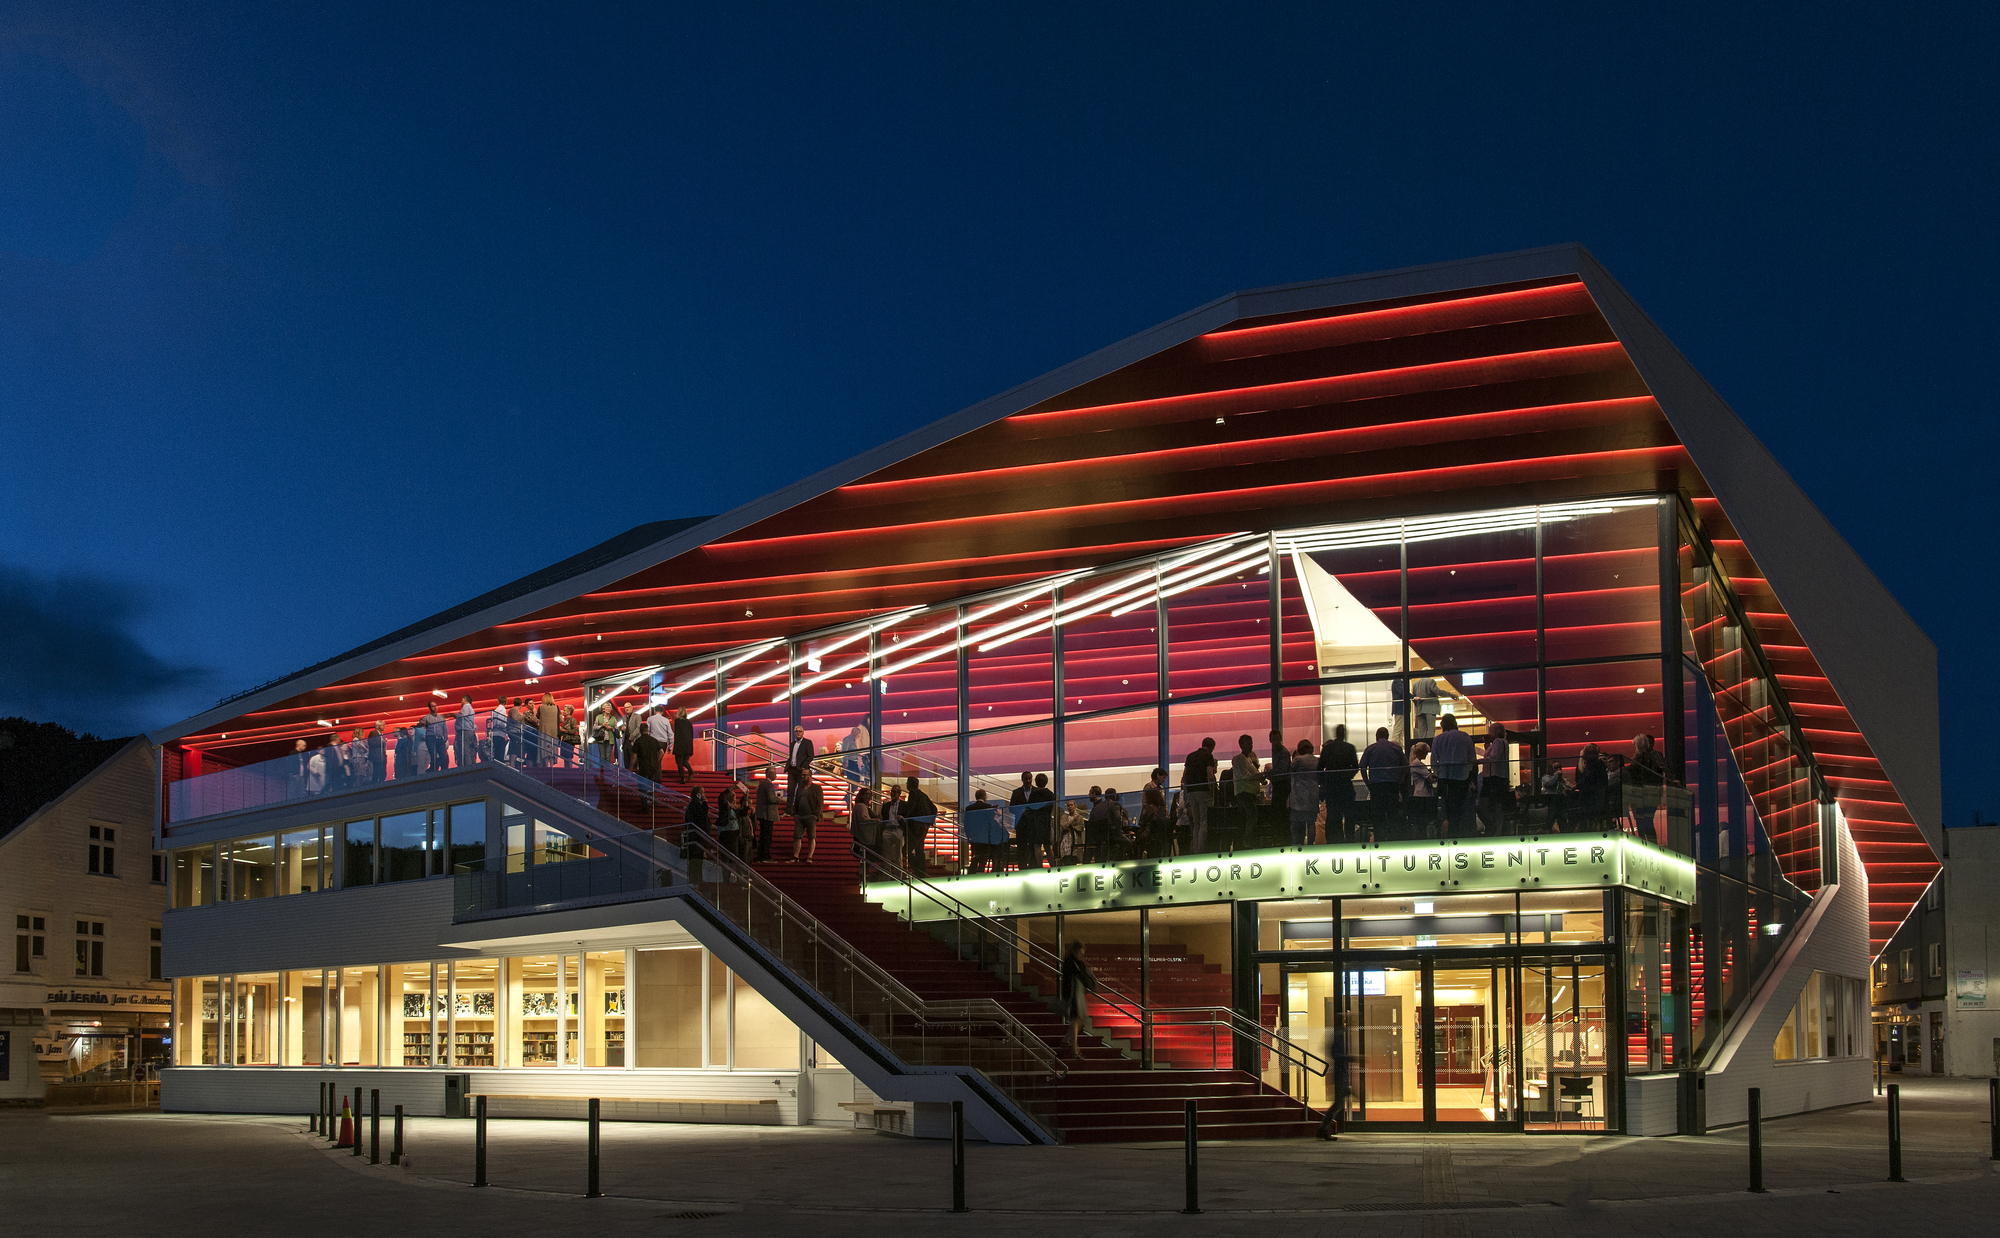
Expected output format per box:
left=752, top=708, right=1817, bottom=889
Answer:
left=1193, top=282, right=1596, bottom=362
left=1006, top=342, right=1633, bottom=436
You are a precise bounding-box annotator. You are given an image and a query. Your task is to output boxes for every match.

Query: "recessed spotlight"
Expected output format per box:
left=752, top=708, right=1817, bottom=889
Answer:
left=1214, top=417, right=1225, bottom=425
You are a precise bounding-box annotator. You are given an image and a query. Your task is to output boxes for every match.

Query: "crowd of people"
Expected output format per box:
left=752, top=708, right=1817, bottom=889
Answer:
left=282, top=689, right=1676, bottom=877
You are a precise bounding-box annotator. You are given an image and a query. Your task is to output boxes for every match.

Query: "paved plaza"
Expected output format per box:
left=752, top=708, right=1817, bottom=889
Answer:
left=4, top=1078, right=1996, bottom=1236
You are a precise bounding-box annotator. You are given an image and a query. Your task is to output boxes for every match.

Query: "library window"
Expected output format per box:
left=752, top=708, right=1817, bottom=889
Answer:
left=150, top=927, right=163, bottom=981
left=88, top=825, right=116, bottom=876
left=1926, top=942, right=1942, bottom=979
left=75, top=921, right=105, bottom=978
left=15, top=914, right=46, bottom=972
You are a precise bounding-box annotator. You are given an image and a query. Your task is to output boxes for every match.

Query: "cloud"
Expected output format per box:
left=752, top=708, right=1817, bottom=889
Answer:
left=0, top=563, right=211, bottom=734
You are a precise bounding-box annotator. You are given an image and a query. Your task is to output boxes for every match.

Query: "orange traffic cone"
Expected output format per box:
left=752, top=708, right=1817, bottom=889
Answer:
left=337, top=1098, right=354, bottom=1147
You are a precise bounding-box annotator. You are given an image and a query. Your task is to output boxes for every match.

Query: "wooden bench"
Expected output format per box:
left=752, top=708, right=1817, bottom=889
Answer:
left=837, top=1101, right=904, bottom=1115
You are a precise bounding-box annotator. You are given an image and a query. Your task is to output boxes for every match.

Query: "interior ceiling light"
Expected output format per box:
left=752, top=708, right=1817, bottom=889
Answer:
left=431, top=689, right=447, bottom=698
left=553, top=655, right=569, bottom=666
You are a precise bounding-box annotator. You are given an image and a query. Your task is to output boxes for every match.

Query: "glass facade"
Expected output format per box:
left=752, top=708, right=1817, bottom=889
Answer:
left=173, top=946, right=798, bottom=1073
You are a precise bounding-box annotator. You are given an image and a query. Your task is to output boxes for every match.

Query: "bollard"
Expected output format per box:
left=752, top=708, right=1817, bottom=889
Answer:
left=1876, top=1057, right=1883, bottom=1097
left=1989, top=1077, right=1997, bottom=1162
left=312, top=1082, right=321, bottom=1133
left=393, top=1105, right=404, bottom=1165
left=326, top=1083, right=337, bottom=1143
left=1181, top=1099, right=1201, bottom=1214
left=950, top=1100, right=966, bottom=1213
left=1747, top=1087, right=1765, bottom=1193
left=474, top=1095, right=488, bottom=1187
left=353, top=1088, right=364, bottom=1158
left=586, top=1098, right=601, bottom=1198
left=1887, top=1083, right=1905, bottom=1182
left=370, top=1090, right=380, bottom=1164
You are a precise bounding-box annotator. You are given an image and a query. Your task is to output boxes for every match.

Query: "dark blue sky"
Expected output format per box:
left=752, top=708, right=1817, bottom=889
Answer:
left=0, top=3, right=1993, bottom=824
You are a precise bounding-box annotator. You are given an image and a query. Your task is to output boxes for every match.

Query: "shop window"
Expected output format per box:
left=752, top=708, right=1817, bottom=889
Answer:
left=14, top=913, right=46, bottom=972
left=149, top=927, right=162, bottom=981
left=75, top=921, right=104, bottom=978
left=87, top=825, right=116, bottom=876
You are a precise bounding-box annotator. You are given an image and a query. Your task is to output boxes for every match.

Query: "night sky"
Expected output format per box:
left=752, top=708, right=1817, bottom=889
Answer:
left=0, top=4, right=1993, bottom=826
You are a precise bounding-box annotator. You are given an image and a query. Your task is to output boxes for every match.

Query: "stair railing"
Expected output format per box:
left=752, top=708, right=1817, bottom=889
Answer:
left=672, top=820, right=1068, bottom=1125
left=854, top=839, right=1329, bottom=1103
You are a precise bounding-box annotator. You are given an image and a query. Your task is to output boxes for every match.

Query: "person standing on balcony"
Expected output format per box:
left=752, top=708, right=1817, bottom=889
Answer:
left=671, top=707, right=696, bottom=785
left=1575, top=744, right=1608, bottom=828
left=1319, top=725, right=1359, bottom=841
left=1362, top=727, right=1407, bottom=839
left=589, top=703, right=615, bottom=766
left=637, top=708, right=667, bottom=783
left=488, top=698, right=510, bottom=765
left=962, top=789, right=1000, bottom=873
left=1180, top=738, right=1220, bottom=853
left=1408, top=742, right=1439, bottom=837
left=558, top=705, right=581, bottom=767
left=1085, top=787, right=1118, bottom=863
left=368, top=722, right=387, bottom=784
left=1022, top=774, right=1056, bottom=869
left=1478, top=723, right=1513, bottom=835
left=1429, top=715, right=1475, bottom=838
left=902, top=776, right=935, bottom=873
left=509, top=700, right=532, bottom=767
left=424, top=703, right=448, bottom=772
left=1288, top=739, right=1320, bottom=846
left=456, top=698, right=476, bottom=767
left=877, top=786, right=906, bottom=873
left=537, top=693, right=559, bottom=766
left=785, top=726, right=815, bottom=815
left=1626, top=734, right=1667, bottom=840
left=1229, top=735, right=1265, bottom=855
left=1007, top=772, right=1033, bottom=869
left=1139, top=768, right=1170, bottom=859
left=842, top=724, right=870, bottom=786
left=1060, top=940, right=1098, bottom=1057
left=344, top=728, right=370, bottom=786
left=1267, top=730, right=1293, bottom=848
left=754, top=765, right=783, bottom=862
left=291, top=738, right=310, bottom=797
left=304, top=739, right=328, bottom=796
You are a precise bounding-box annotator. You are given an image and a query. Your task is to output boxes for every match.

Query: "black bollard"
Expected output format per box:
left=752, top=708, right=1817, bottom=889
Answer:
left=312, top=1082, right=321, bottom=1133
left=1887, top=1083, right=1905, bottom=1182
left=950, top=1100, right=966, bottom=1213
left=586, top=1098, right=601, bottom=1198
left=474, top=1095, right=488, bottom=1187
left=393, top=1105, right=404, bottom=1164
left=353, top=1087, right=364, bottom=1158
left=370, top=1089, right=380, bottom=1164
left=1182, top=1099, right=1201, bottom=1214
left=1989, top=1077, right=1998, bottom=1162
left=326, top=1082, right=337, bottom=1143
left=1747, top=1087, right=1766, bottom=1193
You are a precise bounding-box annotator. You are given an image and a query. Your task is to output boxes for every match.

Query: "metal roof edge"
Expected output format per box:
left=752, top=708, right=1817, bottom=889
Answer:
left=1572, top=255, right=1941, bottom=850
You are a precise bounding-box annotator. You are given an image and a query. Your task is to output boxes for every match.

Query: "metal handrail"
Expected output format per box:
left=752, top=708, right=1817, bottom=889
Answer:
left=855, top=838, right=1329, bottom=1091
left=674, top=821, right=1067, bottom=1083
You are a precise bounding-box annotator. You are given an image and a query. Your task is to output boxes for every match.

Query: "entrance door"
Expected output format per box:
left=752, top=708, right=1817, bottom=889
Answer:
left=1331, top=958, right=1519, bottom=1129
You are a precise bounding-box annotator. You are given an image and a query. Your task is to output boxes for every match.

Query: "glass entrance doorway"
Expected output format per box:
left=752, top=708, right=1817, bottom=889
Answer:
left=1286, top=956, right=1520, bottom=1129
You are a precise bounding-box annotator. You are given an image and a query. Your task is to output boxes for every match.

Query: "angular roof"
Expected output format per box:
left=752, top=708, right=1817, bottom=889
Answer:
left=155, top=244, right=1938, bottom=949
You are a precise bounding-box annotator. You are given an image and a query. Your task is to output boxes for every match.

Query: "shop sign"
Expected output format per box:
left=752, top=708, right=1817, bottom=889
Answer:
left=45, top=987, right=171, bottom=1009
left=1956, top=970, right=1987, bottom=1010
left=869, top=831, right=1695, bottom=921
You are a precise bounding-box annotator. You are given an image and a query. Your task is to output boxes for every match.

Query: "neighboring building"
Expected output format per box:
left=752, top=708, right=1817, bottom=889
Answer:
left=148, top=246, right=1935, bottom=1140
left=1872, top=821, right=1999, bottom=1077
left=1, top=736, right=169, bottom=1102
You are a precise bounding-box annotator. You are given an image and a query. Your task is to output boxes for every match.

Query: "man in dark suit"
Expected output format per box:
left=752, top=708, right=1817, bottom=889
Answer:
left=671, top=707, right=695, bottom=784
left=785, top=725, right=815, bottom=816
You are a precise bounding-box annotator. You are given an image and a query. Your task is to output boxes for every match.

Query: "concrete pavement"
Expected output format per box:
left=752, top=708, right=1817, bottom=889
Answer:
left=2, top=1076, right=1994, bottom=1237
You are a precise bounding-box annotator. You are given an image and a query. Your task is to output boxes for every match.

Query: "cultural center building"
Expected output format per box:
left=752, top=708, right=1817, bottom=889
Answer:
left=149, top=245, right=1935, bottom=1141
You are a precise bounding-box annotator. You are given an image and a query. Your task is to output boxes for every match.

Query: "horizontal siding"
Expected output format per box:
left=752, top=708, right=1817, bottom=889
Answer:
left=165, top=878, right=459, bottom=975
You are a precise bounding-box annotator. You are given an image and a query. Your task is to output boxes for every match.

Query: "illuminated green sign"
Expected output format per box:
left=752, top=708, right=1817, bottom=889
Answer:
left=866, top=832, right=1695, bottom=921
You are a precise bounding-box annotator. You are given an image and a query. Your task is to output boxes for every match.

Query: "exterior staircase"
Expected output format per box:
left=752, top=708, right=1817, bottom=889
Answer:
left=529, top=760, right=1321, bottom=1142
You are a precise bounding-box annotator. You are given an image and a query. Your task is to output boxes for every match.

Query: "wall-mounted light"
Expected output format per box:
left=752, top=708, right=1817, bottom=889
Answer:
left=432, top=689, right=447, bottom=698
left=553, top=656, right=569, bottom=666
